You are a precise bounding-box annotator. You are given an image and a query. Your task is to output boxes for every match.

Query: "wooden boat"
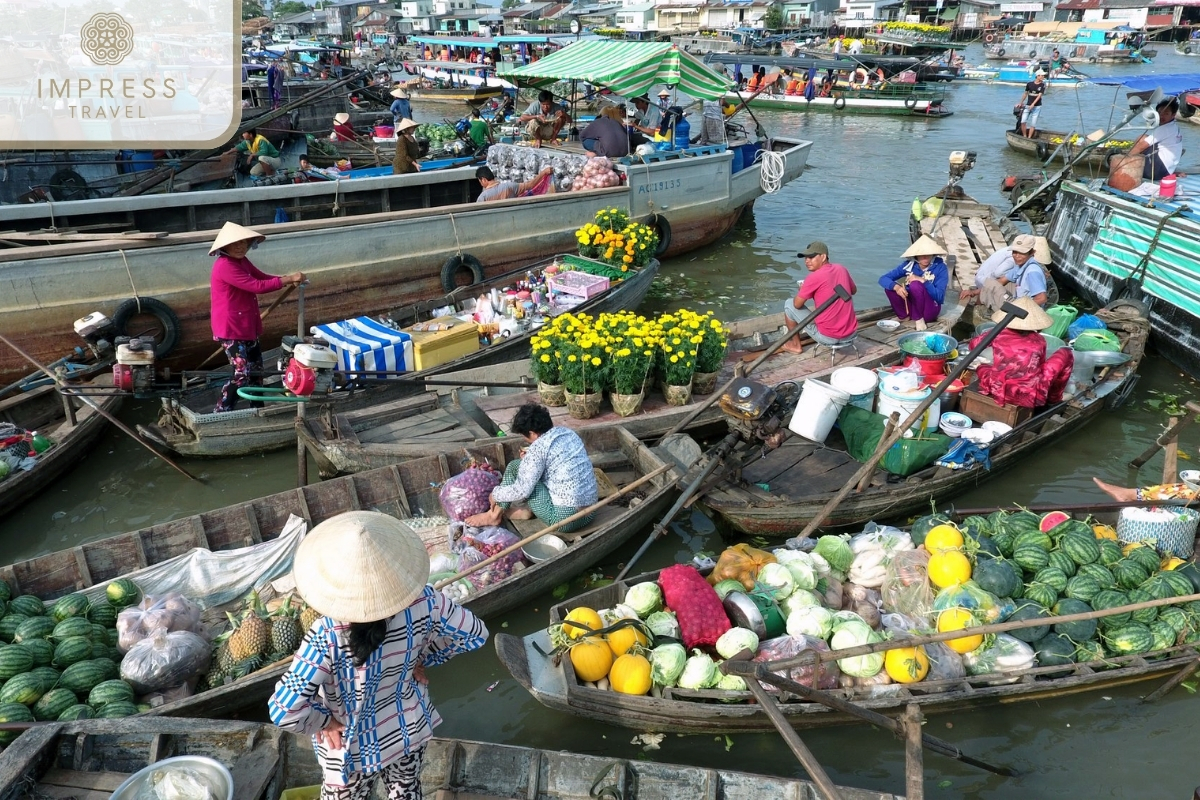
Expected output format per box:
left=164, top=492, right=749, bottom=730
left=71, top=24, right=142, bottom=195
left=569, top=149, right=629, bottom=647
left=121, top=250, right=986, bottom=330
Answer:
left=311, top=306, right=956, bottom=477
left=142, top=255, right=659, bottom=458
left=702, top=303, right=1148, bottom=537
left=0, top=136, right=809, bottom=386
left=1004, top=129, right=1132, bottom=167
left=0, top=718, right=900, bottom=799
left=0, top=377, right=121, bottom=517
left=398, top=60, right=508, bottom=104
left=0, top=425, right=678, bottom=720
left=497, top=501, right=1199, bottom=735
left=1177, top=40, right=1200, bottom=57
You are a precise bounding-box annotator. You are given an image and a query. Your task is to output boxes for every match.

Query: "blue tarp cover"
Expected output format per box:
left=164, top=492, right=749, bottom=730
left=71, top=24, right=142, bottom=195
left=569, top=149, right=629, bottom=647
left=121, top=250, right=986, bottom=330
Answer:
left=1088, top=73, right=1200, bottom=95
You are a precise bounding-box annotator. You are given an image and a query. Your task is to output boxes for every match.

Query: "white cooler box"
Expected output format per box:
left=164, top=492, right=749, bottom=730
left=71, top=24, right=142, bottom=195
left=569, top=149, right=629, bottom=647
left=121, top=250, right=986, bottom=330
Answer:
left=311, top=317, right=413, bottom=378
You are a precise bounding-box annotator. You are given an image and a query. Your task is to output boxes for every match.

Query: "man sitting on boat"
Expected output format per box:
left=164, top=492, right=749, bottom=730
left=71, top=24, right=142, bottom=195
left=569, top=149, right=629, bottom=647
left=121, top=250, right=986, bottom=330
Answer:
left=580, top=108, right=631, bottom=159
left=878, top=235, right=949, bottom=328
left=519, top=90, right=569, bottom=148
left=961, top=234, right=1049, bottom=311
left=1016, top=71, right=1046, bottom=139
left=1109, top=95, right=1183, bottom=192
left=465, top=403, right=598, bottom=532
left=781, top=241, right=858, bottom=355
left=967, top=297, right=1073, bottom=409
left=474, top=165, right=554, bottom=202
left=629, top=95, right=664, bottom=137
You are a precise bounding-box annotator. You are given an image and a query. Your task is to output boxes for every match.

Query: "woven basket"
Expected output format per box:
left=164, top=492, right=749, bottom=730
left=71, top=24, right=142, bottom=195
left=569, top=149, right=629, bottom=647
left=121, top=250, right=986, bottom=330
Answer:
left=1117, top=506, right=1199, bottom=558
left=537, top=383, right=566, bottom=407
left=565, top=391, right=602, bottom=420
left=692, top=371, right=720, bottom=396
left=664, top=383, right=693, bottom=407
left=610, top=391, right=644, bottom=418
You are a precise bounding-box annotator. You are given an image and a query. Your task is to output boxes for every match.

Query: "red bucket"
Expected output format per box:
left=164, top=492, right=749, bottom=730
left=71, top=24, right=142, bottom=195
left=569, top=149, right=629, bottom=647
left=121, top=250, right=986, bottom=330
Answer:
left=374, top=125, right=395, bottom=138
left=903, top=354, right=947, bottom=377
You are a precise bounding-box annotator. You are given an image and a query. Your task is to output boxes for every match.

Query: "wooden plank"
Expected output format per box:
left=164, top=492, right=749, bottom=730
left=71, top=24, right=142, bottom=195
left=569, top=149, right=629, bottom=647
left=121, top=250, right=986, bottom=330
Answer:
left=30, top=786, right=111, bottom=800
left=72, top=547, right=93, bottom=589
left=0, top=231, right=168, bottom=243
left=334, top=413, right=361, bottom=444
left=40, top=768, right=129, bottom=792
left=389, top=465, right=412, bottom=517
left=243, top=506, right=263, bottom=545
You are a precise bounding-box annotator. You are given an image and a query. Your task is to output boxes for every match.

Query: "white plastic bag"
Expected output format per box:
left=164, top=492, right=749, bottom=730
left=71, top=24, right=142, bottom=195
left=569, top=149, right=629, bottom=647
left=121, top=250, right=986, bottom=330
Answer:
left=134, top=765, right=221, bottom=799
left=120, top=629, right=211, bottom=693
left=117, top=593, right=205, bottom=654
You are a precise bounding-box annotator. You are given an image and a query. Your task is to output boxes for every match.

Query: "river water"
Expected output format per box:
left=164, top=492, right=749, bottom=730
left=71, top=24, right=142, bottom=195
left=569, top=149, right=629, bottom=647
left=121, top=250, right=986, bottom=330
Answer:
left=3, top=44, right=1198, bottom=798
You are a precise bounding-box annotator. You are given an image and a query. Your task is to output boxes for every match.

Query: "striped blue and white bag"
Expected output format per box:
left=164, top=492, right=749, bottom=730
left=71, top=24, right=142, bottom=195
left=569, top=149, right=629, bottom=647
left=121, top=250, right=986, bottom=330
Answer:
left=310, top=317, right=413, bottom=377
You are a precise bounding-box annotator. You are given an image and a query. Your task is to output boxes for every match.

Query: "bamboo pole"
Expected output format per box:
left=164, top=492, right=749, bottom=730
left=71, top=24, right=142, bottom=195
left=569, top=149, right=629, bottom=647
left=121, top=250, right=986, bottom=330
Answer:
left=741, top=677, right=846, bottom=800
left=904, top=704, right=925, bottom=800
left=1141, top=656, right=1200, bottom=704
left=1163, top=414, right=1180, bottom=485
left=1129, top=401, right=1200, bottom=470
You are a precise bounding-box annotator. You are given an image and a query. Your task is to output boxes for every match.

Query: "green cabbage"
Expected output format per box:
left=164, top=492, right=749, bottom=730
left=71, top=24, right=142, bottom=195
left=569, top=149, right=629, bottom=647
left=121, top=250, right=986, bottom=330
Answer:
left=716, top=673, right=747, bottom=699
left=678, top=650, right=720, bottom=690
left=645, top=611, right=680, bottom=641
left=649, top=643, right=687, bottom=687
left=756, top=563, right=796, bottom=600
left=830, top=626, right=884, bottom=678
left=775, top=550, right=818, bottom=591
left=713, top=579, right=746, bottom=599
left=780, top=589, right=822, bottom=618
left=814, top=535, right=854, bottom=576
left=624, top=582, right=663, bottom=618
left=786, top=605, right=834, bottom=640
left=715, top=627, right=760, bottom=659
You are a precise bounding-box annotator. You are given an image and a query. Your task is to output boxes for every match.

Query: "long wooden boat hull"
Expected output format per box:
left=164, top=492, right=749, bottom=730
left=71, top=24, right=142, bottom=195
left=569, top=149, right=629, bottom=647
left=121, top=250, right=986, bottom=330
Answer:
left=723, top=90, right=951, bottom=117
left=1004, top=128, right=1129, bottom=167
left=148, top=258, right=659, bottom=458
left=0, top=138, right=810, bottom=386
left=0, top=718, right=900, bottom=800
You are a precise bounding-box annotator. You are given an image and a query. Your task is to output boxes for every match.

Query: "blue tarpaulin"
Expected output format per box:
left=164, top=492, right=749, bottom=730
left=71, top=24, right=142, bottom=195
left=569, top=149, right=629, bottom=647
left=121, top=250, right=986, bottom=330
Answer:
left=1088, top=73, right=1200, bottom=95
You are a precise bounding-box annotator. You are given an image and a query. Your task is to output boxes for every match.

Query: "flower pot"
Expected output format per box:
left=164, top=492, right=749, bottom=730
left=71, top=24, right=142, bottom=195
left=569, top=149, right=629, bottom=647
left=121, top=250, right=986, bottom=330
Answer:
left=692, top=370, right=720, bottom=396
left=565, top=390, right=603, bottom=420
left=538, top=382, right=566, bottom=407
left=663, top=383, right=693, bottom=407
left=610, top=391, right=645, bottom=418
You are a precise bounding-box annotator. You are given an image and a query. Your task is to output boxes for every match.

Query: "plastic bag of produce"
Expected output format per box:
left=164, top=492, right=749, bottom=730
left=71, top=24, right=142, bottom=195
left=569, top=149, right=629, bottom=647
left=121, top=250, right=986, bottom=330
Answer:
left=850, top=524, right=915, bottom=557
left=962, top=633, right=1035, bottom=679
left=707, top=543, right=776, bottom=591
left=429, top=551, right=460, bottom=575
left=438, top=463, right=502, bottom=521
left=881, top=549, right=934, bottom=621
left=116, top=593, right=204, bottom=654
left=658, top=565, right=731, bottom=650
left=842, top=583, right=883, bottom=629
left=136, top=765, right=223, bottom=800
left=932, top=580, right=1015, bottom=624
left=925, top=641, right=966, bottom=681
left=120, top=629, right=211, bottom=693
left=455, top=526, right=525, bottom=589
left=753, top=634, right=841, bottom=692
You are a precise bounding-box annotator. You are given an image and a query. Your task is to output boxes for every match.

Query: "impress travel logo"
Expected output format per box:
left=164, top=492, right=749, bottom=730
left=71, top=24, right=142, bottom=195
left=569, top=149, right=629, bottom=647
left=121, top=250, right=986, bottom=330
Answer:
left=1, top=0, right=240, bottom=147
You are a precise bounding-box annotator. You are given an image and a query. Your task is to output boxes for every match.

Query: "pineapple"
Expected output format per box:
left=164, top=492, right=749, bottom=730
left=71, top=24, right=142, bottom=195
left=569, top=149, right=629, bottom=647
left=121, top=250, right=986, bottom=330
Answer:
left=299, top=602, right=321, bottom=631
left=269, top=597, right=303, bottom=655
left=230, top=655, right=265, bottom=679
left=227, top=600, right=268, bottom=662
left=214, top=638, right=235, bottom=674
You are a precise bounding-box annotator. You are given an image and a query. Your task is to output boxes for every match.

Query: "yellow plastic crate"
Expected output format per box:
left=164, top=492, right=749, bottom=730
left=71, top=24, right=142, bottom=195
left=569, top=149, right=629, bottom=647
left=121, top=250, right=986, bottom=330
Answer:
left=402, top=320, right=480, bottom=371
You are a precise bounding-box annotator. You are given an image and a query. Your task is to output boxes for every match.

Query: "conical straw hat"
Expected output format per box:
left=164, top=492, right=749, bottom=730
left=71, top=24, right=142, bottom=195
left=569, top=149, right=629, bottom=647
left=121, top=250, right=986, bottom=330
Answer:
left=293, top=511, right=430, bottom=623
left=1034, top=235, right=1053, bottom=265
left=208, top=222, right=266, bottom=256
left=991, top=295, right=1053, bottom=331
left=901, top=235, right=947, bottom=259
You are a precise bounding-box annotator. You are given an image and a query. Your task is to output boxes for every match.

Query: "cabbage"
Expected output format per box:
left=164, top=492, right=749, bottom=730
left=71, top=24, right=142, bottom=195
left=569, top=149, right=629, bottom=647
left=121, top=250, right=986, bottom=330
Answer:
left=756, top=563, right=796, bottom=600
left=624, top=582, right=663, bottom=618
left=814, top=535, right=854, bottom=576
left=774, top=550, right=817, bottom=591
left=713, top=579, right=746, bottom=599
left=809, top=552, right=832, bottom=578
left=786, top=605, right=834, bottom=640
left=649, top=643, right=687, bottom=687
left=831, top=626, right=884, bottom=678
left=716, top=673, right=747, bottom=694
left=779, top=589, right=822, bottom=618
left=715, top=627, right=760, bottom=659
left=678, top=649, right=720, bottom=690
left=599, top=605, right=639, bottom=626
left=645, top=610, right=681, bottom=641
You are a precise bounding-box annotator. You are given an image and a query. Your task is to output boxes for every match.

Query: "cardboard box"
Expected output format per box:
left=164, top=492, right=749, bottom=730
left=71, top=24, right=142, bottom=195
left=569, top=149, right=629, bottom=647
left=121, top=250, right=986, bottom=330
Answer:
left=959, top=385, right=1034, bottom=427
left=403, top=320, right=480, bottom=371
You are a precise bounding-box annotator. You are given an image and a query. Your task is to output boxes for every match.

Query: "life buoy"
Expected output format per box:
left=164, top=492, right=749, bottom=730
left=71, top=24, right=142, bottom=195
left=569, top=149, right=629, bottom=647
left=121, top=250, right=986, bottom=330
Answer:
left=904, top=94, right=918, bottom=110
left=1035, top=141, right=1050, bottom=161
left=833, top=94, right=847, bottom=110
left=440, top=253, right=484, bottom=293
left=48, top=169, right=89, bottom=202
left=111, top=297, right=181, bottom=358
left=997, top=47, right=1006, bottom=58
left=852, top=67, right=869, bottom=86
left=985, top=33, right=996, bottom=43
left=1073, top=46, right=1085, bottom=58
left=648, top=214, right=672, bottom=256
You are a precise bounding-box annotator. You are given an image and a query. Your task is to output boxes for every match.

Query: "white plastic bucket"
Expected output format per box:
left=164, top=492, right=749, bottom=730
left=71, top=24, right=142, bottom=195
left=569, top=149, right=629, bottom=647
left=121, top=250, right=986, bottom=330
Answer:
left=830, top=367, right=878, bottom=412
left=789, top=379, right=851, bottom=443
left=877, top=384, right=940, bottom=433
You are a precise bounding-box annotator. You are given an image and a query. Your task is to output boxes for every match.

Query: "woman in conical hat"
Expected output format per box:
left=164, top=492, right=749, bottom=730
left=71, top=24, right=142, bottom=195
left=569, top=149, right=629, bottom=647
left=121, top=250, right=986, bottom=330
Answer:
left=209, top=222, right=304, bottom=413
left=269, top=511, right=488, bottom=800
left=877, top=234, right=950, bottom=328
left=966, top=296, right=1074, bottom=410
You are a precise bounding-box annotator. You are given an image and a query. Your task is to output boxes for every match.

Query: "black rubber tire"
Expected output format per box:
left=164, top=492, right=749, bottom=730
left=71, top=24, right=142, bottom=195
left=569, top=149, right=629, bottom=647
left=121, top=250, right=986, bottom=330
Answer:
left=833, top=94, right=846, bottom=110
left=904, top=95, right=918, bottom=110
left=1185, top=46, right=1193, bottom=55
left=48, top=169, right=89, bottom=202
left=1106, top=297, right=1149, bottom=317
left=1103, top=151, right=1117, bottom=169
left=997, top=48, right=1005, bottom=58
left=648, top=214, right=671, bottom=257
left=440, top=253, right=484, bottom=293
left=1029, top=49, right=1038, bottom=59
left=1036, top=141, right=1050, bottom=161
left=1088, top=56, right=1097, bottom=63
left=111, top=297, right=181, bottom=358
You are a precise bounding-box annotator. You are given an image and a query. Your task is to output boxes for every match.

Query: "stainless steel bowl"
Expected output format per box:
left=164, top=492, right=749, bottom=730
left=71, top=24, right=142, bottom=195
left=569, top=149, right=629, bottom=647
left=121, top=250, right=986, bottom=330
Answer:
left=109, top=755, right=234, bottom=800
left=722, top=591, right=767, bottom=639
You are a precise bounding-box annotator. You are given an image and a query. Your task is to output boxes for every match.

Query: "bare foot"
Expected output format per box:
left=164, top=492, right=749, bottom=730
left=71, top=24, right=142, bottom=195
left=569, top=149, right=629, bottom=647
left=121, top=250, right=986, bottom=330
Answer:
left=780, top=339, right=805, bottom=354
left=915, top=319, right=928, bottom=331
left=507, top=507, right=534, bottom=520
left=465, top=506, right=504, bottom=528
left=1092, top=477, right=1136, bottom=503
left=531, top=139, right=542, bottom=148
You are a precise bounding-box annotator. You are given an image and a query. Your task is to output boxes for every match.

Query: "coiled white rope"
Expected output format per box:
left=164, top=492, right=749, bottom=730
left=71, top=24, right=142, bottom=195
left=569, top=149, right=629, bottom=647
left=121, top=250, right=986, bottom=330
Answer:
left=757, top=149, right=785, bottom=194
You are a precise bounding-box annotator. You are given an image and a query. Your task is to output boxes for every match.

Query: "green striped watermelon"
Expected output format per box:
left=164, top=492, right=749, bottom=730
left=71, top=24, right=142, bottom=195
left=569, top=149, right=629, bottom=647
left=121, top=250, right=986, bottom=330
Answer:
left=1064, top=574, right=1102, bottom=604
left=96, top=700, right=139, bottom=718
left=992, top=529, right=1016, bottom=559
left=1034, top=632, right=1076, bottom=669
left=8, top=596, right=45, bottom=617
left=1097, top=540, right=1124, bottom=567
left=1033, top=566, right=1069, bottom=593
left=105, top=579, right=142, bottom=610
left=18, top=639, right=53, bottom=667
left=1079, top=563, right=1117, bottom=589
left=0, top=645, right=34, bottom=680
left=1008, top=602, right=1050, bottom=643
left=1126, top=587, right=1158, bottom=625
left=1014, top=530, right=1053, bottom=552
left=1113, top=559, right=1150, bottom=590
left=50, top=594, right=90, bottom=623
left=0, top=580, right=12, bottom=604
left=0, top=702, right=33, bottom=744
left=1004, top=511, right=1042, bottom=538
left=0, top=673, right=44, bottom=706
left=1104, top=622, right=1154, bottom=656
left=1047, top=550, right=1077, bottom=578
left=1076, top=639, right=1107, bottom=663
left=1161, top=571, right=1194, bottom=598
left=13, top=616, right=56, bottom=643
left=59, top=660, right=114, bottom=695
left=57, top=703, right=95, bottom=721
left=1159, top=606, right=1191, bottom=636
left=1023, top=581, right=1058, bottom=609
left=32, top=688, right=78, bottom=721
left=1052, top=598, right=1097, bottom=641
left=52, top=636, right=93, bottom=668
left=1060, top=532, right=1101, bottom=566
left=86, top=602, right=118, bottom=628
left=87, top=679, right=135, bottom=710
left=1093, top=589, right=1132, bottom=631
left=973, top=558, right=1022, bottom=599
left=1150, top=619, right=1179, bottom=651
left=0, top=614, right=28, bottom=643
left=51, top=617, right=94, bottom=641
left=1013, top=544, right=1050, bottom=573
left=1127, top=545, right=1162, bottom=574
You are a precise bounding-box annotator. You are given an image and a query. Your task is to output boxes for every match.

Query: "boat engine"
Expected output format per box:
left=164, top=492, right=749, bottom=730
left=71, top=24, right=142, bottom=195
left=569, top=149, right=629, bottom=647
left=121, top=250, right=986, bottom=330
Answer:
left=73, top=311, right=116, bottom=359
left=947, top=150, right=977, bottom=186
left=717, top=377, right=801, bottom=451
left=283, top=343, right=339, bottom=397
left=112, top=338, right=155, bottom=393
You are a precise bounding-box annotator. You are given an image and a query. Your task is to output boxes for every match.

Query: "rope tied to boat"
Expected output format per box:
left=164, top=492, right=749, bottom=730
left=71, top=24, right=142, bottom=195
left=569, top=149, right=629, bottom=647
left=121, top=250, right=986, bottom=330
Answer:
left=331, top=179, right=342, bottom=215
left=448, top=212, right=463, bottom=256
left=589, top=761, right=632, bottom=799
left=120, top=250, right=141, bottom=313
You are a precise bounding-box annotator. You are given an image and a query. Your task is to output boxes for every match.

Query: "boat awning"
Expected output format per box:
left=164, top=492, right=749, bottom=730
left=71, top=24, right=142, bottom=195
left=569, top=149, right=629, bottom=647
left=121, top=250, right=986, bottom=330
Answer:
left=938, top=6, right=960, bottom=19
left=412, top=35, right=499, bottom=48
left=501, top=40, right=731, bottom=100
left=1089, top=73, right=1200, bottom=94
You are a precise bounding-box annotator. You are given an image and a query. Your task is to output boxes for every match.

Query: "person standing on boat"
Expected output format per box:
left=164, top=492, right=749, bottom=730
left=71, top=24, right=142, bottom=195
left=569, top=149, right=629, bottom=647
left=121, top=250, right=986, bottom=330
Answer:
left=270, top=511, right=487, bottom=800
left=878, top=235, right=949, bottom=327
left=1016, top=71, right=1046, bottom=139
left=389, top=87, right=412, bottom=125
left=392, top=119, right=422, bottom=175
left=266, top=61, right=281, bottom=109
left=209, top=223, right=304, bottom=413
left=465, top=403, right=598, bottom=532
left=780, top=241, right=858, bottom=355
left=1126, top=95, right=1183, bottom=182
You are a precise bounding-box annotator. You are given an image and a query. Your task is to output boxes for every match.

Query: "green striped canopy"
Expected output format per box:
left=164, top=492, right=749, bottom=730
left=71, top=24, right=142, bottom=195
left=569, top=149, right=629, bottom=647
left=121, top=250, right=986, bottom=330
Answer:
left=500, top=41, right=730, bottom=101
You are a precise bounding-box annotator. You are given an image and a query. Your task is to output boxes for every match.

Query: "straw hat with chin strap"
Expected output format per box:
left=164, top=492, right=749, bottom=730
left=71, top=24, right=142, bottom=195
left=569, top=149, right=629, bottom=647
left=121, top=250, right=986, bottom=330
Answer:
left=390, top=88, right=409, bottom=99
left=209, top=222, right=266, bottom=257
left=901, top=234, right=947, bottom=259
left=992, top=296, right=1053, bottom=331
left=333, top=112, right=351, bottom=125
left=396, top=118, right=419, bottom=134
left=293, top=511, right=430, bottom=623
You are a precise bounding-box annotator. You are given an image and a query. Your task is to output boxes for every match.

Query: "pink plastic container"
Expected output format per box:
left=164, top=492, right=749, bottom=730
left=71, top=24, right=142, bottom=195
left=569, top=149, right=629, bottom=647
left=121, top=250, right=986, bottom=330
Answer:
left=374, top=125, right=395, bottom=138
left=1159, top=174, right=1177, bottom=199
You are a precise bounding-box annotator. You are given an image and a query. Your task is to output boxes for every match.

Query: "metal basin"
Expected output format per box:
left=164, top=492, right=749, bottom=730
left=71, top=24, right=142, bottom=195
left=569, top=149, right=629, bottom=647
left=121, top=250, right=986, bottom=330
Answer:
left=109, top=755, right=234, bottom=800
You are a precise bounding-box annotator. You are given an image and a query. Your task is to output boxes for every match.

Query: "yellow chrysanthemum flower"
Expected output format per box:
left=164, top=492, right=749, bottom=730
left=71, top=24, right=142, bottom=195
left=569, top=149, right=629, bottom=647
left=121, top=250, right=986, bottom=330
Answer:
left=568, top=354, right=577, bottom=362
left=591, top=357, right=601, bottom=366
left=540, top=354, right=551, bottom=363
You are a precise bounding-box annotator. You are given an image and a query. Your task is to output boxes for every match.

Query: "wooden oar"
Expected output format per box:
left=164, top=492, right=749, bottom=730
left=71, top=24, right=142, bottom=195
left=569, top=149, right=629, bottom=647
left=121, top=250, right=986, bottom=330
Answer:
left=196, top=283, right=298, bottom=370
left=0, top=333, right=201, bottom=483
left=432, top=463, right=673, bottom=590
left=660, top=284, right=852, bottom=439
left=740, top=676, right=846, bottom=800
left=795, top=300, right=1030, bottom=540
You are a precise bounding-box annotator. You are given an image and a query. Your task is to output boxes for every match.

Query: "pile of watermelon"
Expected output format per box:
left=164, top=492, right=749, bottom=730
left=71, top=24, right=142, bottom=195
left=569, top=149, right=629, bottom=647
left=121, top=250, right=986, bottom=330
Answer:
left=934, top=509, right=1200, bottom=667
left=0, top=578, right=144, bottom=745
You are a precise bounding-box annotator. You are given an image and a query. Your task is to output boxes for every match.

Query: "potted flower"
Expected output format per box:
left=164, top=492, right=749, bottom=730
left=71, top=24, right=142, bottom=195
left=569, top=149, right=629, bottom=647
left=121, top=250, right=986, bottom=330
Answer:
left=558, top=314, right=607, bottom=419
left=660, top=319, right=698, bottom=406
left=530, top=331, right=565, bottom=406
left=692, top=313, right=728, bottom=395
left=606, top=313, right=656, bottom=417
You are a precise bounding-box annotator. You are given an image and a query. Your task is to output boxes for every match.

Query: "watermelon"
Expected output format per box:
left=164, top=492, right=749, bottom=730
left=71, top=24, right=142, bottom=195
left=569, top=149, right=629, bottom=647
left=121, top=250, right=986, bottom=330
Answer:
left=1047, top=550, right=1077, bottom=578
left=987, top=510, right=1009, bottom=533
left=1005, top=511, right=1042, bottom=537
left=32, top=687, right=78, bottom=721
left=1060, top=532, right=1101, bottom=566
left=1024, top=581, right=1058, bottom=609
left=1097, top=540, right=1124, bottom=567
left=8, top=596, right=45, bottom=617
left=88, top=679, right=135, bottom=710
left=0, top=599, right=7, bottom=618
left=1105, top=622, right=1154, bottom=656
left=0, top=645, right=34, bottom=680
left=96, top=700, right=139, bottom=718
left=992, top=529, right=1016, bottom=559
left=50, top=594, right=90, bottom=623
left=0, top=702, right=34, bottom=744
left=51, top=617, right=94, bottom=641
left=1008, top=602, right=1050, bottom=642
left=28, top=666, right=61, bottom=689
left=1127, top=545, right=1162, bottom=574
left=12, top=616, right=55, bottom=643
left=1159, top=606, right=1191, bottom=636
left=973, top=558, right=1022, bottom=599
left=1013, top=544, right=1050, bottom=573
left=0, top=614, right=29, bottom=643
left=1113, top=559, right=1150, bottom=590
left=60, top=660, right=113, bottom=695
left=1126, top=587, right=1158, bottom=625
left=1014, top=530, right=1053, bottom=552
left=1173, top=562, right=1200, bottom=593
left=1092, top=589, right=1132, bottom=630
left=1079, top=563, right=1117, bottom=589
left=1034, top=632, right=1077, bottom=669
left=1140, top=573, right=1174, bottom=601
left=1052, top=519, right=1094, bottom=541
left=90, top=624, right=108, bottom=641
left=0, top=581, right=11, bottom=603
left=1039, top=511, right=1071, bottom=533
left=971, top=535, right=1001, bottom=560
left=1150, top=619, right=1179, bottom=652
left=1161, top=571, right=1194, bottom=598
left=87, top=602, right=118, bottom=628
left=90, top=641, right=109, bottom=660
left=960, top=515, right=992, bottom=538
left=1033, top=566, right=1069, bottom=593
left=1064, top=574, right=1102, bottom=604
left=1076, top=639, right=1107, bottom=663
left=910, top=513, right=951, bottom=546
left=105, top=629, right=120, bottom=648
left=52, top=636, right=94, bottom=669
left=1052, top=598, right=1097, bottom=641
left=0, top=673, right=44, bottom=706
left=18, top=639, right=54, bottom=667
left=57, top=703, right=95, bottom=721
left=105, top=579, right=141, bottom=610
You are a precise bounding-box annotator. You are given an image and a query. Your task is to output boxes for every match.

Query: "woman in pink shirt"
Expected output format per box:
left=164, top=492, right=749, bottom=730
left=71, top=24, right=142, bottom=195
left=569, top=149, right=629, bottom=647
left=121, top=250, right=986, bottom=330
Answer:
left=209, top=222, right=304, bottom=412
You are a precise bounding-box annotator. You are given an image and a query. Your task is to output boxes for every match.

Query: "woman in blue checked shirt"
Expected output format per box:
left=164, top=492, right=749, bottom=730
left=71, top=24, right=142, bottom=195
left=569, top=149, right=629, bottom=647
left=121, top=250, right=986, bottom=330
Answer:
left=270, top=511, right=488, bottom=800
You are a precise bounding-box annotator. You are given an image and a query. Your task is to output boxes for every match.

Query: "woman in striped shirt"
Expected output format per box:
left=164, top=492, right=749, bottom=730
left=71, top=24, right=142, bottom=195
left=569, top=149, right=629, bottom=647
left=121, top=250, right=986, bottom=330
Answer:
left=270, top=511, right=488, bottom=799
